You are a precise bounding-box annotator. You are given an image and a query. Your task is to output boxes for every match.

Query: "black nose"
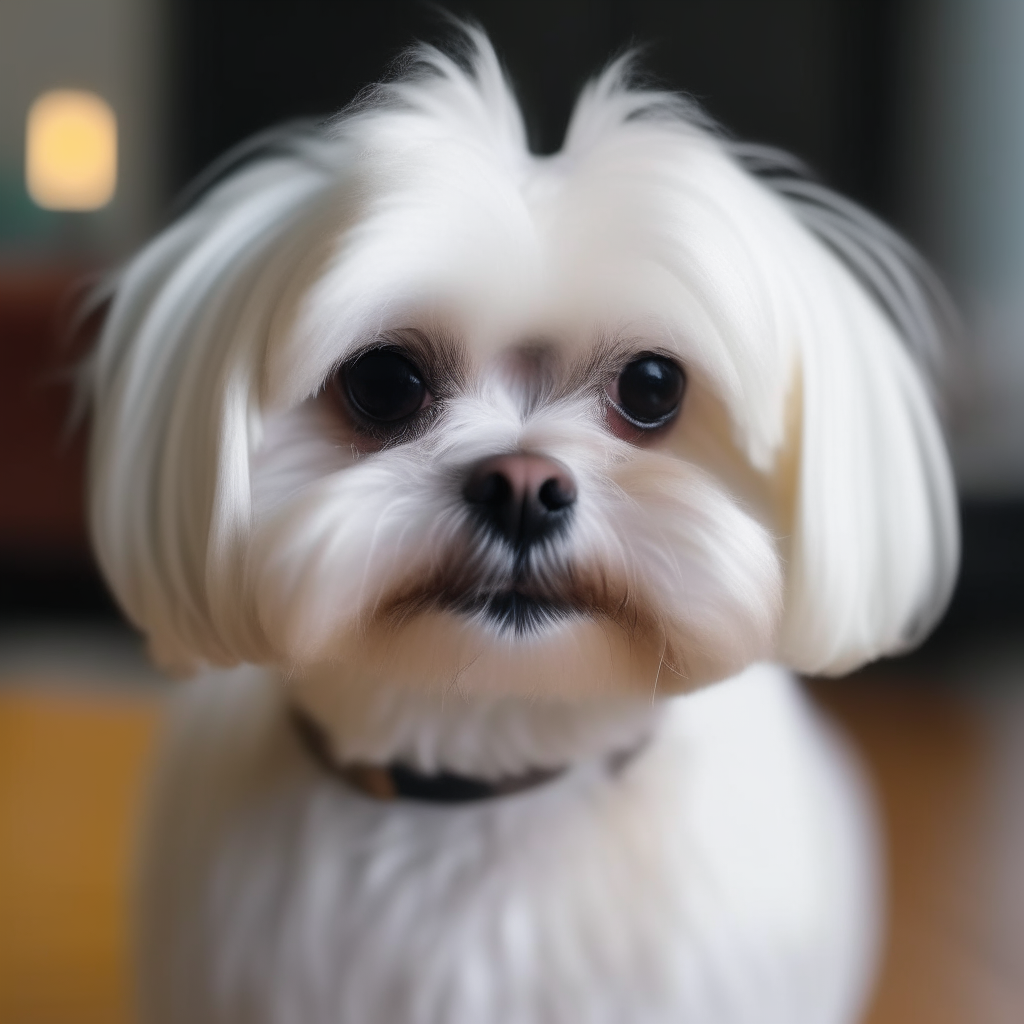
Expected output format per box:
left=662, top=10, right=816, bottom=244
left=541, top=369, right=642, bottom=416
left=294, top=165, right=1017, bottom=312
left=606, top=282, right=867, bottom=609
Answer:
left=463, top=454, right=577, bottom=551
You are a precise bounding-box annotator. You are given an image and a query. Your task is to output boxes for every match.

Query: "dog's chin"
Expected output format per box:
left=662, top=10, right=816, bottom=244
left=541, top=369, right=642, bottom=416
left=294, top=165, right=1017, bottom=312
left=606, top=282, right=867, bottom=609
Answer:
left=290, top=589, right=760, bottom=706
left=299, top=605, right=668, bottom=701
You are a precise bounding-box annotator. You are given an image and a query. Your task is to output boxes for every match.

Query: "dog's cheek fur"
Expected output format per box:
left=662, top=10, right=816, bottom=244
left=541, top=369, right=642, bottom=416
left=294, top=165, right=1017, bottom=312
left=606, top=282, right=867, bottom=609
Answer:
left=607, top=455, right=783, bottom=686
left=244, top=395, right=781, bottom=699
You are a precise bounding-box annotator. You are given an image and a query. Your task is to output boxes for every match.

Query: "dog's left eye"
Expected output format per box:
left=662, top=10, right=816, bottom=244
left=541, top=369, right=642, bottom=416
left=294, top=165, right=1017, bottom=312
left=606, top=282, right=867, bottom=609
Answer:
left=341, top=349, right=429, bottom=423
left=610, top=355, right=686, bottom=428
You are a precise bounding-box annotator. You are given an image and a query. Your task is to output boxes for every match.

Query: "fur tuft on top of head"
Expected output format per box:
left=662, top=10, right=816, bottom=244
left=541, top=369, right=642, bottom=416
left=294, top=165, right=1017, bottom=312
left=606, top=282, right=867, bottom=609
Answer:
left=89, top=25, right=957, bottom=683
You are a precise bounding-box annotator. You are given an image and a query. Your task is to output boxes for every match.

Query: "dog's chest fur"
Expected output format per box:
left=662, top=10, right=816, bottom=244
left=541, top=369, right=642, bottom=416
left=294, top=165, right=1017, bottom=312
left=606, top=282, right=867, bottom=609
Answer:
left=137, top=665, right=875, bottom=1024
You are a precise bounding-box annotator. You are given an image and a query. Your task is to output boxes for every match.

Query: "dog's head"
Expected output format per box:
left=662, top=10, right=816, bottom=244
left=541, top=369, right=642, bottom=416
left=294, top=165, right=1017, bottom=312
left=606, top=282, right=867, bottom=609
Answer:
left=89, top=30, right=958, bottom=703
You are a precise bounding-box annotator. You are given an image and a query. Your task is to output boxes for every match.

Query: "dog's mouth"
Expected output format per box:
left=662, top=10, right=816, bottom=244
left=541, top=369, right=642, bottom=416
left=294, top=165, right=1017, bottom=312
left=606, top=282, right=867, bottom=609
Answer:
left=377, top=554, right=653, bottom=642
left=452, top=589, right=575, bottom=635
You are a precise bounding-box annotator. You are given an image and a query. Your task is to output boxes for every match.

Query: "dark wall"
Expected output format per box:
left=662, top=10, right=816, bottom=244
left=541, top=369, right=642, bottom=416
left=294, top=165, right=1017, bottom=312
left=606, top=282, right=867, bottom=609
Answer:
left=173, top=0, right=899, bottom=215
left=18, top=0, right=1019, bottom=644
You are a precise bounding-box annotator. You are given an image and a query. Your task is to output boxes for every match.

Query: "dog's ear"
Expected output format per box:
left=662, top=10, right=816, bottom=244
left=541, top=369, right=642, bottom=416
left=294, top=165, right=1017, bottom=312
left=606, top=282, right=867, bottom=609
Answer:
left=759, top=165, right=960, bottom=676
left=88, top=139, right=339, bottom=673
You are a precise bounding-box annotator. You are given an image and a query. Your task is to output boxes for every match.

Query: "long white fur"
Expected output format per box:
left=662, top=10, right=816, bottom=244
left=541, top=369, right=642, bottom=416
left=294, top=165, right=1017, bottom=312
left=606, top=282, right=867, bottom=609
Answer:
left=88, top=25, right=958, bottom=1024
left=89, top=30, right=957, bottom=678
left=137, top=664, right=877, bottom=1024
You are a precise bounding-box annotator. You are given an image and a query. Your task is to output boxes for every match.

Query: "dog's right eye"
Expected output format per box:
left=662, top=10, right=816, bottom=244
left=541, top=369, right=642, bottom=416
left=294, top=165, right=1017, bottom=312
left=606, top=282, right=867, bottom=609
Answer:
left=340, top=349, right=430, bottom=424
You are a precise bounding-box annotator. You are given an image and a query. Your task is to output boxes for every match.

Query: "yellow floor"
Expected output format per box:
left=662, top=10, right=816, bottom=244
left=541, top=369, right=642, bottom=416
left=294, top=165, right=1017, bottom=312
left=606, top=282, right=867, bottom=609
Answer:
left=0, top=667, right=1021, bottom=1023
left=0, top=685, right=159, bottom=1024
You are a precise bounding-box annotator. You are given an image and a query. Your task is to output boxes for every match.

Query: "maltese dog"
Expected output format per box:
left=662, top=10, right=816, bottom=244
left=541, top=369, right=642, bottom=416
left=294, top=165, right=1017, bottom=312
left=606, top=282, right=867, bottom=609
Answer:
left=88, top=26, right=957, bottom=1024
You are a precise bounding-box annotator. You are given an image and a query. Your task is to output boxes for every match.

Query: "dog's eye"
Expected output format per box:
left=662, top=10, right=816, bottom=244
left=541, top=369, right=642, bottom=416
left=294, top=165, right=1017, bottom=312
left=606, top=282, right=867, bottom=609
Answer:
left=613, top=355, right=686, bottom=427
left=342, top=349, right=429, bottom=423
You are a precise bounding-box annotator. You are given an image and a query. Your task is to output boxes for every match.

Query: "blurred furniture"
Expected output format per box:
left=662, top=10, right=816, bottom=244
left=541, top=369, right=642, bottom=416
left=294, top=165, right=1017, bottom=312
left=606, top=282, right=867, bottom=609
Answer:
left=0, top=268, right=116, bottom=617
left=0, top=270, right=87, bottom=549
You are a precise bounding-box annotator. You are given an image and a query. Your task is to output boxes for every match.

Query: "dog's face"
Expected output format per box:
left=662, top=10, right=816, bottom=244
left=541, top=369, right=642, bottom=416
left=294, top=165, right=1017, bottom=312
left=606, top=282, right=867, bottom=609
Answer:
left=250, top=307, right=782, bottom=701
left=89, top=34, right=958, bottom=696
left=248, top=134, right=799, bottom=698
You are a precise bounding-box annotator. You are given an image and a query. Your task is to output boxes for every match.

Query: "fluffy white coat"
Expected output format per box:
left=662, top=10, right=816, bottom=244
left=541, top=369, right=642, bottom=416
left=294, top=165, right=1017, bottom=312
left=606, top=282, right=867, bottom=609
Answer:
left=88, top=27, right=958, bottom=1024
left=138, top=665, right=875, bottom=1024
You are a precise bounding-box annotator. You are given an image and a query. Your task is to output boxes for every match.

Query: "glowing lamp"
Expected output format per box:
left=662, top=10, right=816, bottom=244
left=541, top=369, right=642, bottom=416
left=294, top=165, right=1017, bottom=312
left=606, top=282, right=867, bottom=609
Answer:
left=26, top=90, right=117, bottom=211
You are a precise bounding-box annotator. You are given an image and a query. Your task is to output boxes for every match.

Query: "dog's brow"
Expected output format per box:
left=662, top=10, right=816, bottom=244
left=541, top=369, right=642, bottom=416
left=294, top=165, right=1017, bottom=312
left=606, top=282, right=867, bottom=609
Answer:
left=557, top=337, right=633, bottom=400
left=502, top=343, right=559, bottom=414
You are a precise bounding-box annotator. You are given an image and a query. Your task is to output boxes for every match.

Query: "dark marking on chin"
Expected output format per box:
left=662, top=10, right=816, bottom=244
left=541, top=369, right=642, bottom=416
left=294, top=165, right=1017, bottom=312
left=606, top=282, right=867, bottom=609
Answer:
left=457, top=590, right=575, bottom=635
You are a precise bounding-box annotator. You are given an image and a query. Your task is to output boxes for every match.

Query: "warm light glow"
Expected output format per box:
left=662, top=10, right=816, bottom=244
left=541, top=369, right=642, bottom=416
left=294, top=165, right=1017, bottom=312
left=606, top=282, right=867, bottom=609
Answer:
left=26, top=90, right=117, bottom=211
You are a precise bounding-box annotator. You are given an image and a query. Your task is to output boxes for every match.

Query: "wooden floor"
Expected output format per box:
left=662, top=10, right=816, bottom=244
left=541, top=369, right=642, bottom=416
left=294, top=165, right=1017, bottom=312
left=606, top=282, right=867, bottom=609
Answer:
left=1, top=654, right=1022, bottom=1023
left=0, top=684, right=159, bottom=1024
left=812, top=667, right=1024, bottom=1024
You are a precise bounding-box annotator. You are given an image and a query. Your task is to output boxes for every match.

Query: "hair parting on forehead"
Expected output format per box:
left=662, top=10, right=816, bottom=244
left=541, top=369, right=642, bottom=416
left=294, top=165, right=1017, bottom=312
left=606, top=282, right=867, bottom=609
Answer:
left=87, top=22, right=957, bottom=677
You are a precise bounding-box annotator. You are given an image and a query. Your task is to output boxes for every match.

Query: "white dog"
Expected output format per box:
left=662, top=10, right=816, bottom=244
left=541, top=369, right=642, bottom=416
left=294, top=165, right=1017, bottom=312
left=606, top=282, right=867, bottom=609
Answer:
left=88, top=27, right=958, bottom=1024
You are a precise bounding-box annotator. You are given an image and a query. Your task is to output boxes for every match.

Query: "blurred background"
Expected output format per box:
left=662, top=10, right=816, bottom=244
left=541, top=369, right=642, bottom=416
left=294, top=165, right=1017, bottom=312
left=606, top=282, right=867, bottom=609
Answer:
left=1, top=2, right=1022, bottom=1022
